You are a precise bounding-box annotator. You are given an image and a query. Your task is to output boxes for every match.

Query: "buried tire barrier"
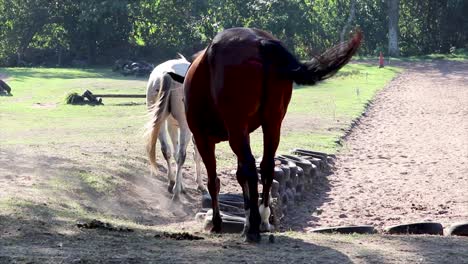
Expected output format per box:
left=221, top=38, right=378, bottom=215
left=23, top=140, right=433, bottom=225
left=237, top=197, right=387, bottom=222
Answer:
left=384, top=222, right=444, bottom=235
left=445, top=222, right=468, bottom=236
left=292, top=148, right=333, bottom=172
left=310, top=225, right=376, bottom=235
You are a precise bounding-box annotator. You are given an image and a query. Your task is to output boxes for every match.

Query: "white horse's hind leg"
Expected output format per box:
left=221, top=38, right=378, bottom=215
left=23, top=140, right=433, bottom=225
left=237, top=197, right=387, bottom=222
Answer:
left=158, top=123, right=175, bottom=193
left=167, top=116, right=184, bottom=194
left=193, top=139, right=207, bottom=193
left=172, top=129, right=191, bottom=201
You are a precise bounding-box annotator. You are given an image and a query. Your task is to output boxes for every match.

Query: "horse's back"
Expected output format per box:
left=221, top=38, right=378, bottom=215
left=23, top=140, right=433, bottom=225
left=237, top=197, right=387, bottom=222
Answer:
left=207, top=28, right=283, bottom=128
left=151, top=58, right=189, bottom=77
left=185, top=27, right=292, bottom=139
left=146, top=58, right=189, bottom=107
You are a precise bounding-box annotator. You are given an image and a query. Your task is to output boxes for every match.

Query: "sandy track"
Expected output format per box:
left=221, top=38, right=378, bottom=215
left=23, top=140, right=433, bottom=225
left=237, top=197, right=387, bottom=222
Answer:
left=286, top=61, right=468, bottom=231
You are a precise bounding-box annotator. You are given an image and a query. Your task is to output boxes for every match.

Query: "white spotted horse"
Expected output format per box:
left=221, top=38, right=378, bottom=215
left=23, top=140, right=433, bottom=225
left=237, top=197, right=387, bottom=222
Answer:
left=145, top=55, right=206, bottom=202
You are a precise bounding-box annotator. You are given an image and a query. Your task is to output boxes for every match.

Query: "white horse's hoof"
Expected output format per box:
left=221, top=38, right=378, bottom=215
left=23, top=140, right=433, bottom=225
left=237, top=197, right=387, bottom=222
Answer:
left=260, top=222, right=272, bottom=232
left=171, top=193, right=181, bottom=203
left=180, top=185, right=187, bottom=195
left=167, top=181, right=175, bottom=193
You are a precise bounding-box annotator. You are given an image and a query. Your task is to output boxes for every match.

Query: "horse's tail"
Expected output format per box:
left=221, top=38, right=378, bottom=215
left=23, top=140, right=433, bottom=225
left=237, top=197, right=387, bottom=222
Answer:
left=145, top=73, right=172, bottom=172
left=260, top=30, right=362, bottom=85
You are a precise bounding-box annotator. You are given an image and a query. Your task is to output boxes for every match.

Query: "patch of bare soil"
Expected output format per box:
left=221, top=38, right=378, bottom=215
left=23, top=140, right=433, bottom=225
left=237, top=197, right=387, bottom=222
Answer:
left=0, top=143, right=203, bottom=227
left=286, top=60, right=468, bottom=231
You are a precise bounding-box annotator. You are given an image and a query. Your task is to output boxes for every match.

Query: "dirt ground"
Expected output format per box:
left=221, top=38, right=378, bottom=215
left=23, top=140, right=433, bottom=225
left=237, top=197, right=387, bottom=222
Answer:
left=1, top=61, right=468, bottom=263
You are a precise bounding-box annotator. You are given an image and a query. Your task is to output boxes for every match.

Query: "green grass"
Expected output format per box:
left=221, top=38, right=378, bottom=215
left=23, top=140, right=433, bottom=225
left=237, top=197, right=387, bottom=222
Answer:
left=78, top=171, right=122, bottom=194
left=1, top=64, right=401, bottom=169
left=0, top=67, right=148, bottom=146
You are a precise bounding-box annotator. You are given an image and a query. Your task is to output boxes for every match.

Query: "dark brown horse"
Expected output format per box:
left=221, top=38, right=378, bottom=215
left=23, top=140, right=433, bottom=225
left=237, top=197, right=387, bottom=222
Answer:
left=180, top=27, right=362, bottom=242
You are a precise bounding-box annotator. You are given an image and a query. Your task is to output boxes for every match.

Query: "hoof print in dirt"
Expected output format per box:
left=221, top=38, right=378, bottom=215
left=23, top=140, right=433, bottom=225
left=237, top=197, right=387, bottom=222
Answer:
left=384, top=222, right=443, bottom=235
left=155, top=232, right=204, bottom=240
left=76, top=219, right=134, bottom=232
left=445, top=222, right=468, bottom=236
left=309, top=225, right=376, bottom=234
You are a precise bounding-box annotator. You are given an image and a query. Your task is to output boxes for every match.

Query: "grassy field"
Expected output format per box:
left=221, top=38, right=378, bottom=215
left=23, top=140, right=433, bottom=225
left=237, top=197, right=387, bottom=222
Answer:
left=1, top=64, right=401, bottom=165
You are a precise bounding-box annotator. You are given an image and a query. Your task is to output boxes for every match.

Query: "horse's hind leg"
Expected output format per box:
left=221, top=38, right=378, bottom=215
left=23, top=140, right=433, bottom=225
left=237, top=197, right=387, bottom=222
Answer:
left=167, top=116, right=179, bottom=161
left=228, top=128, right=261, bottom=242
left=158, top=122, right=176, bottom=193
left=194, top=135, right=221, bottom=232
left=259, top=123, right=281, bottom=232
left=193, top=138, right=207, bottom=193
left=172, top=128, right=191, bottom=201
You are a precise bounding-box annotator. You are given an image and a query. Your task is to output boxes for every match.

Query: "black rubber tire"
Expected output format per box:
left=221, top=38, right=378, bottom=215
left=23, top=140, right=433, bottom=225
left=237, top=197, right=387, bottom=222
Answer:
left=271, top=180, right=280, bottom=198
left=310, top=225, right=376, bottom=234
left=384, top=222, right=443, bottom=235
left=446, top=222, right=468, bottom=236
left=279, top=155, right=313, bottom=180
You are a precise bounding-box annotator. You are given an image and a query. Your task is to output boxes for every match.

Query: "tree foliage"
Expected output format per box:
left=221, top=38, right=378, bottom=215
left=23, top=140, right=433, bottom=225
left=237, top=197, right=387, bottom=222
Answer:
left=0, top=0, right=466, bottom=66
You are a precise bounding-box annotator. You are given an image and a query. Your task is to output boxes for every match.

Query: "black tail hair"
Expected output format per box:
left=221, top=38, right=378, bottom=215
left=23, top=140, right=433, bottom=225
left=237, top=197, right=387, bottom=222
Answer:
left=260, top=31, right=363, bottom=85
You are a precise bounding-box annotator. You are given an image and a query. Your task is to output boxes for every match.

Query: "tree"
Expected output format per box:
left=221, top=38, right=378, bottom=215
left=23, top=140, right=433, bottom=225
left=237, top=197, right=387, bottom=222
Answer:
left=0, top=0, right=466, bottom=66
left=0, top=0, right=59, bottom=65
left=387, top=0, right=400, bottom=56
left=340, top=0, right=356, bottom=43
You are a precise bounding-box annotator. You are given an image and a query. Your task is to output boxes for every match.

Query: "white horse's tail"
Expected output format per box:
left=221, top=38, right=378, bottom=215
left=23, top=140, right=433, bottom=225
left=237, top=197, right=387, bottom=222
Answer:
left=145, top=73, right=172, bottom=173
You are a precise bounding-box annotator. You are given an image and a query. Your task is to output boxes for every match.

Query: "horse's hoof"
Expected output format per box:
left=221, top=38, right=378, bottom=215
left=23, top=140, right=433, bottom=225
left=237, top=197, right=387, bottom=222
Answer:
left=171, top=194, right=181, bottom=203
left=208, top=218, right=222, bottom=233
left=244, top=232, right=261, bottom=243
left=210, top=223, right=222, bottom=233
left=167, top=181, right=175, bottom=193
left=198, top=186, right=208, bottom=194
left=260, top=222, right=272, bottom=233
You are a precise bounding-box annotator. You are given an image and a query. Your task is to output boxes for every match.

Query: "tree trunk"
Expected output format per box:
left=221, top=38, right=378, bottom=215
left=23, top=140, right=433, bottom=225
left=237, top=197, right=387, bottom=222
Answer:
left=57, top=46, right=63, bottom=66
left=387, top=0, right=400, bottom=57
left=340, top=0, right=356, bottom=43
left=87, top=38, right=97, bottom=65
left=87, top=25, right=98, bottom=65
